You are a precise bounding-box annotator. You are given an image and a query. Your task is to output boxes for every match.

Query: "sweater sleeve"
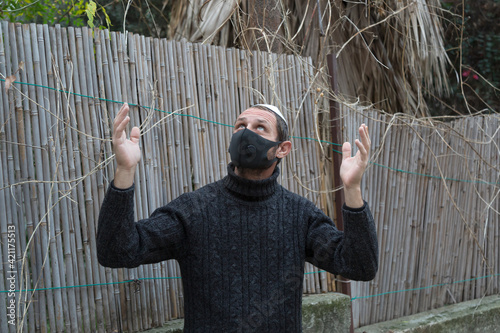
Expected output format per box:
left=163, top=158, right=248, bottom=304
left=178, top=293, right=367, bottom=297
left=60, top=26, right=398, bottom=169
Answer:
left=96, top=181, right=188, bottom=268
left=305, top=201, right=378, bottom=281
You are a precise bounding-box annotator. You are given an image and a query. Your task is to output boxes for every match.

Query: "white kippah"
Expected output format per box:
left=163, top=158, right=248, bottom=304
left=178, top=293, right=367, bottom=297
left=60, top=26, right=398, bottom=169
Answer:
left=254, top=104, right=288, bottom=126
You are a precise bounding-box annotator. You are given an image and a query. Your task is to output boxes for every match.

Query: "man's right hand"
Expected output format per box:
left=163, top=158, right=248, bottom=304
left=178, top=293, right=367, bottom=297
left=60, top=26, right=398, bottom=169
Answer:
left=112, top=103, right=141, bottom=189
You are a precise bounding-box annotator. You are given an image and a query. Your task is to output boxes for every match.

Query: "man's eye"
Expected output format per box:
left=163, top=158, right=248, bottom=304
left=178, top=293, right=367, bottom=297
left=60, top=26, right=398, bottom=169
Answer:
left=257, top=126, right=265, bottom=131
left=238, top=124, right=245, bottom=129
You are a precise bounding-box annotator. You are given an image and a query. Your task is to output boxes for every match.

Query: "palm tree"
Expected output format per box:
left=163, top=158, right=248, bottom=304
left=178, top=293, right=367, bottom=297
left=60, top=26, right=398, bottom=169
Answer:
left=168, top=0, right=450, bottom=117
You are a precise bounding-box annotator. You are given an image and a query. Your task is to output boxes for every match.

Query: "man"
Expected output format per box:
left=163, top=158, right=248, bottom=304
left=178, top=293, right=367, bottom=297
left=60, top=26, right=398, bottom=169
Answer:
left=97, top=103, right=378, bottom=332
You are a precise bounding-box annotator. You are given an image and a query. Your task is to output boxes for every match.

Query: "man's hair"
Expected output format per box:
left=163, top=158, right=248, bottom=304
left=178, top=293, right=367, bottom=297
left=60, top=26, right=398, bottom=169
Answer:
left=252, top=105, right=289, bottom=142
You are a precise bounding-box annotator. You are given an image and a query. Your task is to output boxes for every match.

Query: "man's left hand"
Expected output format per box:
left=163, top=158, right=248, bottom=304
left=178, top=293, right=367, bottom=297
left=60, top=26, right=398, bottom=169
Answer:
left=340, top=124, right=371, bottom=208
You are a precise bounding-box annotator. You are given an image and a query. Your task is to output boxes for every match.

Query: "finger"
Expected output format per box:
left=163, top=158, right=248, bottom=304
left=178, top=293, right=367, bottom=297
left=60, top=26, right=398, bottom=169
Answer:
left=342, top=142, right=351, bottom=161
left=130, top=126, right=141, bottom=144
left=113, top=103, right=129, bottom=130
left=354, top=139, right=367, bottom=161
left=114, top=115, right=131, bottom=140
left=359, top=124, right=371, bottom=151
left=364, top=125, right=371, bottom=147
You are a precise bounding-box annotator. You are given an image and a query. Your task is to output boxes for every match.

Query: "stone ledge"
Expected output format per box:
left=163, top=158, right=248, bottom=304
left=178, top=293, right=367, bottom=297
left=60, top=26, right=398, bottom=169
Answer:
left=302, top=292, right=351, bottom=333
left=355, top=294, right=500, bottom=333
left=142, top=292, right=351, bottom=333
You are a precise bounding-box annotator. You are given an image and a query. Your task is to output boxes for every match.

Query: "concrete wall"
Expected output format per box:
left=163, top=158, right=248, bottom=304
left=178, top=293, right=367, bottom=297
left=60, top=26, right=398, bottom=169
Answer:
left=142, top=292, right=352, bottom=333
left=142, top=293, right=500, bottom=333
left=356, top=294, right=500, bottom=333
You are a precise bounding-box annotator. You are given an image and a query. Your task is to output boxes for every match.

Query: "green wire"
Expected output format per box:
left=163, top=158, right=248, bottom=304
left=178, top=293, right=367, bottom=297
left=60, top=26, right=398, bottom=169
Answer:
left=3, top=272, right=498, bottom=304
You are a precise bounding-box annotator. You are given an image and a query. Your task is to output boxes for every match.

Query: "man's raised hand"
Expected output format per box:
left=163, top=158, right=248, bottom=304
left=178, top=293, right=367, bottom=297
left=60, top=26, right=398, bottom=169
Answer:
left=339, top=124, right=371, bottom=208
left=112, top=103, right=141, bottom=189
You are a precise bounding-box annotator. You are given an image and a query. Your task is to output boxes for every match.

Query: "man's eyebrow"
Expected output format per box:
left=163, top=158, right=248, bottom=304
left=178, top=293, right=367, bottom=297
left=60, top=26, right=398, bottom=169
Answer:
left=234, top=117, right=269, bottom=126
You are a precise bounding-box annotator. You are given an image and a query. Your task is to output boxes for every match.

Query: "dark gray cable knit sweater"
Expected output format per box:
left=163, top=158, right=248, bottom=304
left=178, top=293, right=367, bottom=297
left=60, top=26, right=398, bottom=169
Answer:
left=97, top=164, right=378, bottom=332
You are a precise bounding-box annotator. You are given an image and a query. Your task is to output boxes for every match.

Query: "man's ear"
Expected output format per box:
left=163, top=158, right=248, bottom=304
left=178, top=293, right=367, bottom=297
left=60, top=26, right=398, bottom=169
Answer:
left=276, top=141, right=292, bottom=159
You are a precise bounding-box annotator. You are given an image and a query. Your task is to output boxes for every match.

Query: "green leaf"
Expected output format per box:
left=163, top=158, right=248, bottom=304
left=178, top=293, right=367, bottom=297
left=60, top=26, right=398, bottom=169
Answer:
left=86, top=0, right=97, bottom=29
left=101, top=6, right=112, bottom=28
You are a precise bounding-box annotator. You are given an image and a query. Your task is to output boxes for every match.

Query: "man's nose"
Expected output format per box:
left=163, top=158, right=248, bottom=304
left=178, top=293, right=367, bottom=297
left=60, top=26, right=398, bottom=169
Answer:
left=247, top=126, right=261, bottom=135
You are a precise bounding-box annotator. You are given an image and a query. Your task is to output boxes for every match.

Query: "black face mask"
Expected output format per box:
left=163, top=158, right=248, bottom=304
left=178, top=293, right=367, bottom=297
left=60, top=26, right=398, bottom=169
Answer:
left=228, top=128, right=281, bottom=169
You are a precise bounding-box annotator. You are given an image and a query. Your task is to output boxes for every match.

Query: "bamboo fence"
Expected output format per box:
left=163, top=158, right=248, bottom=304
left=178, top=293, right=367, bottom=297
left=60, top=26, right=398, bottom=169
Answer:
left=0, top=22, right=328, bottom=332
left=342, top=109, right=500, bottom=328
left=0, top=21, right=498, bottom=332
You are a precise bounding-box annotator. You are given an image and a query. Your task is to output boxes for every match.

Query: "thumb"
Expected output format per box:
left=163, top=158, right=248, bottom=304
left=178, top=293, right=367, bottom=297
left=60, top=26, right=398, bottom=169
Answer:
left=130, top=126, right=141, bottom=144
left=342, top=142, right=351, bottom=161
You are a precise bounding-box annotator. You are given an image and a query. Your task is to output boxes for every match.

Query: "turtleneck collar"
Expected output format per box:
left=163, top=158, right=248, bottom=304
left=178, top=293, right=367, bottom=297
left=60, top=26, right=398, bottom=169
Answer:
left=222, top=163, right=280, bottom=201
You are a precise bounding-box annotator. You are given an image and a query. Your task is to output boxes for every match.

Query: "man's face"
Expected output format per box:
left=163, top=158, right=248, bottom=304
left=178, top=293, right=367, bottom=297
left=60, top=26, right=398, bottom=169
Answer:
left=233, top=107, right=279, bottom=142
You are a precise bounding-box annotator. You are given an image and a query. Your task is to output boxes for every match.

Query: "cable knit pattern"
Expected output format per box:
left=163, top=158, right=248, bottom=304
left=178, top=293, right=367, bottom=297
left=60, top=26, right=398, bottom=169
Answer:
left=97, top=163, right=378, bottom=332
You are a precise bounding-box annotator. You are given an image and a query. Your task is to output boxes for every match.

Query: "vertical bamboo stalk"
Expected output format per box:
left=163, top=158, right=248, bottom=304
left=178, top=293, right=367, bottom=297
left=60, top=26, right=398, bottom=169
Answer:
left=216, top=45, right=230, bottom=172
left=234, top=49, right=244, bottom=112
left=45, top=24, right=73, bottom=332
left=204, top=44, right=224, bottom=178
left=166, top=40, right=185, bottom=196
left=148, top=34, right=163, bottom=328
left=163, top=39, right=181, bottom=201
left=192, top=43, right=211, bottom=185
left=203, top=44, right=221, bottom=181
left=132, top=34, right=149, bottom=331
left=120, top=32, right=137, bottom=332
left=373, top=115, right=392, bottom=322
left=1, top=21, right=15, bottom=333
left=183, top=40, right=202, bottom=189
left=79, top=26, right=107, bottom=333
left=142, top=35, right=157, bottom=329
left=94, top=29, right=115, bottom=333
left=72, top=26, right=100, bottom=331
left=37, top=23, right=68, bottom=332
left=151, top=37, right=167, bottom=326
left=13, top=22, right=38, bottom=333
left=127, top=32, right=142, bottom=332
left=175, top=40, right=194, bottom=192
left=158, top=40, right=176, bottom=321
left=0, top=21, right=14, bottom=333
left=433, top=126, right=451, bottom=309
left=283, top=55, right=296, bottom=195
left=8, top=21, right=35, bottom=332
left=95, top=28, right=122, bottom=332
left=30, top=32, right=56, bottom=323
left=52, top=23, right=79, bottom=333
left=471, top=117, right=482, bottom=299
left=23, top=22, right=51, bottom=332
left=402, top=120, right=423, bottom=317
left=393, top=120, right=410, bottom=319
left=65, top=26, right=93, bottom=333
left=456, top=119, right=474, bottom=303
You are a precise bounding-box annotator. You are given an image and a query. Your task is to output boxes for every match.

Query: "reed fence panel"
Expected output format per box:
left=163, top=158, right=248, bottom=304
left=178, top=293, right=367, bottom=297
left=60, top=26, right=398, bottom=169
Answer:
left=0, top=22, right=329, bottom=332
left=342, top=109, right=500, bottom=327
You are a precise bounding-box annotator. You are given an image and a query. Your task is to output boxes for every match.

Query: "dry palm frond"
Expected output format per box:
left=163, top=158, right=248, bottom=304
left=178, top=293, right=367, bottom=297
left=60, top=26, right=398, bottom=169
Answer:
left=169, top=0, right=240, bottom=42
left=168, top=0, right=451, bottom=117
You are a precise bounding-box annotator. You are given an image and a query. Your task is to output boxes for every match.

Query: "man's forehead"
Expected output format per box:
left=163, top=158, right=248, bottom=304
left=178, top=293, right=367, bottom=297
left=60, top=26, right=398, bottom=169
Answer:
left=237, top=108, right=277, bottom=122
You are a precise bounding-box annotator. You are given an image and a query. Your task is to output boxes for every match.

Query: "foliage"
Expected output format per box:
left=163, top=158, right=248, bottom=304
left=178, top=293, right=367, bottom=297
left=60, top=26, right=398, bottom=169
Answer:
left=429, top=0, right=500, bottom=115
left=0, top=0, right=104, bottom=28
left=0, top=0, right=172, bottom=38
